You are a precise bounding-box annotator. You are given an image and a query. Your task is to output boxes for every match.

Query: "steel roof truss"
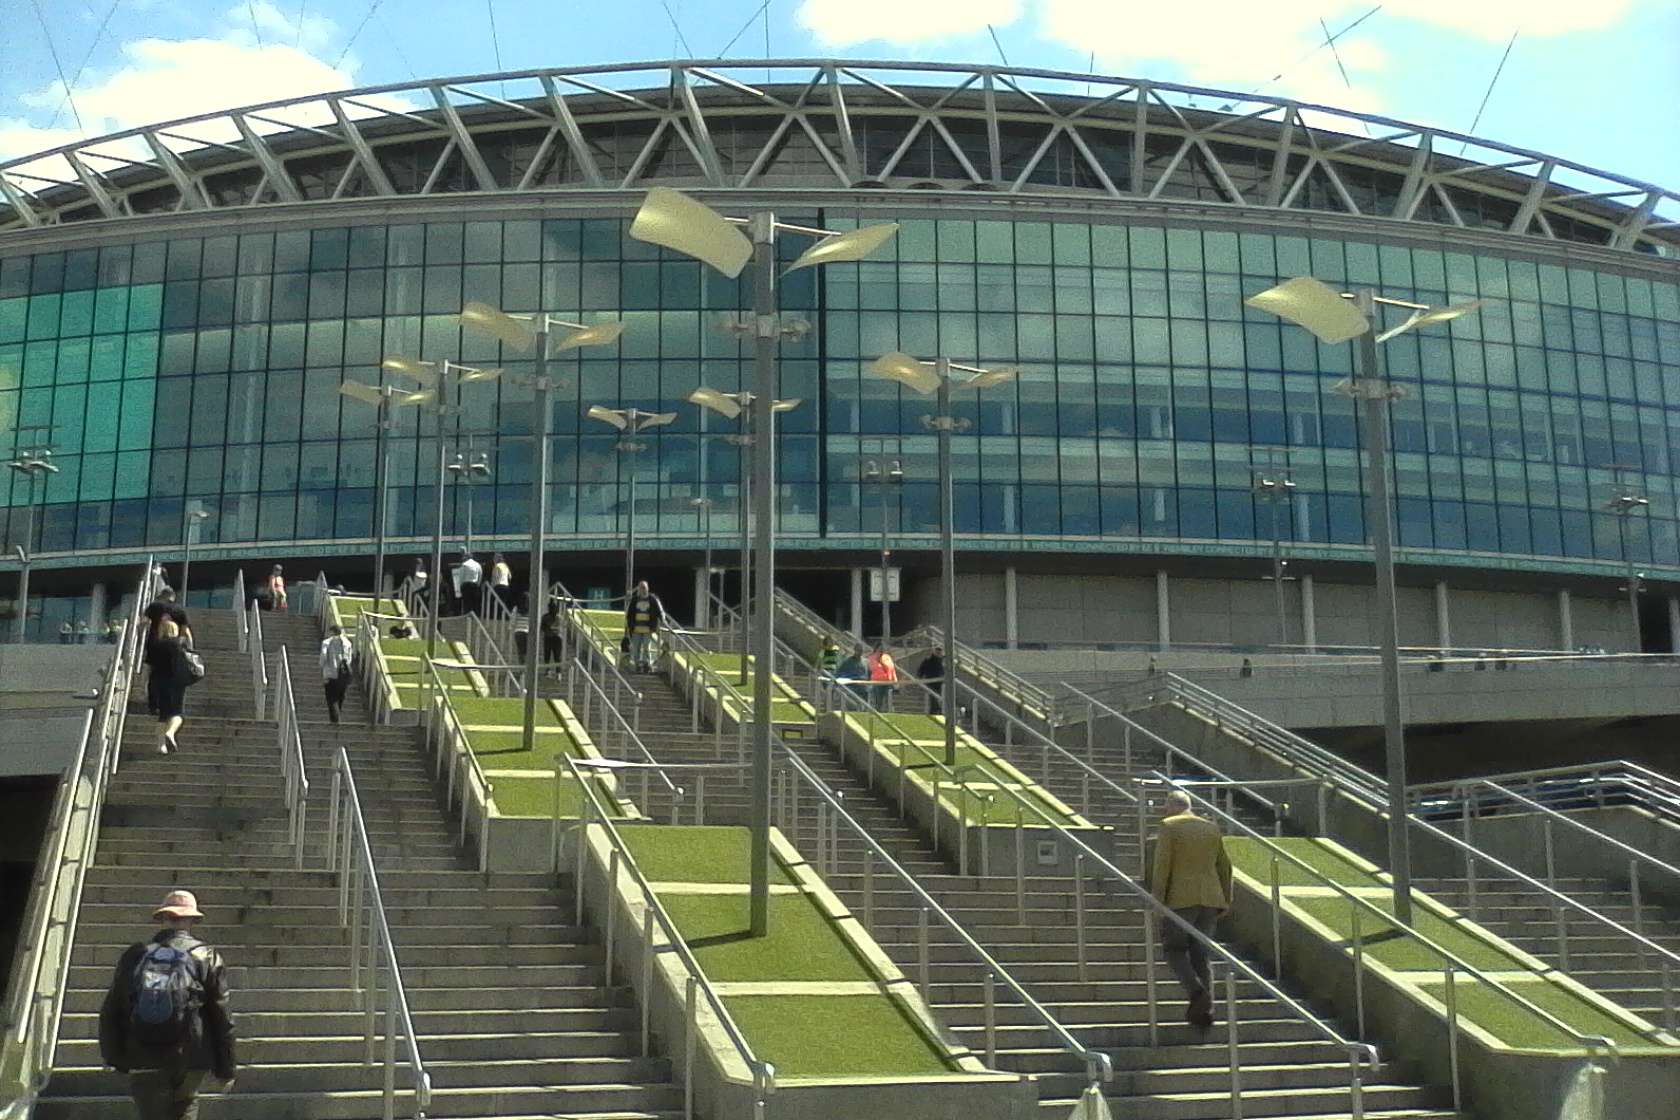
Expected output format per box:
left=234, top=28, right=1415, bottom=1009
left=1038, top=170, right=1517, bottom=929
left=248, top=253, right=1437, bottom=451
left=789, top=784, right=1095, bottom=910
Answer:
left=676, top=71, right=728, bottom=185
left=1610, top=191, right=1661, bottom=251
left=1190, top=137, right=1245, bottom=204
left=330, top=101, right=398, bottom=196
left=825, top=66, right=863, bottom=181
left=63, top=152, right=121, bottom=218
left=926, top=117, right=984, bottom=182
left=514, top=126, right=561, bottom=190
left=538, top=76, right=607, bottom=188
left=0, top=176, right=41, bottom=228
left=141, top=132, right=207, bottom=210
left=432, top=88, right=500, bottom=190
left=1062, top=127, right=1123, bottom=197
left=1145, top=136, right=1196, bottom=201
left=231, top=116, right=304, bottom=204
left=738, top=114, right=797, bottom=186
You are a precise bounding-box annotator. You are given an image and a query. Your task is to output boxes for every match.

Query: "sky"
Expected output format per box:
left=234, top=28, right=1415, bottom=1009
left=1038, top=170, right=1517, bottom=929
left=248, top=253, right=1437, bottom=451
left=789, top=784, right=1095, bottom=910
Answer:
left=0, top=0, right=1676, bottom=193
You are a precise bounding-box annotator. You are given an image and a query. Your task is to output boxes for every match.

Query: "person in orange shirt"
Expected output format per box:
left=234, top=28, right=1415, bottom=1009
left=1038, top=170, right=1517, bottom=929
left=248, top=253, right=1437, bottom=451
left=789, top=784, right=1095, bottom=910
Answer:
left=1150, top=789, right=1233, bottom=1035
left=866, top=642, right=897, bottom=710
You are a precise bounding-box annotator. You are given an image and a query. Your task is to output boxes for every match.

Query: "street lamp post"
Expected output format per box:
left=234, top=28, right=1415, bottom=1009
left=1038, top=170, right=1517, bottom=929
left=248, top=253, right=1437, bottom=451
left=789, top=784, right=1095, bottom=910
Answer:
left=379, top=357, right=503, bottom=658
left=633, top=187, right=897, bottom=936
left=688, top=388, right=803, bottom=676
left=866, top=353, right=1017, bottom=767
left=1603, top=472, right=1651, bottom=652
left=586, top=406, right=679, bottom=595
left=861, top=457, right=904, bottom=641
left=5, top=445, right=58, bottom=643
left=446, top=445, right=494, bottom=552
left=1251, top=452, right=1297, bottom=647
left=459, top=301, right=627, bottom=759
left=691, top=496, right=715, bottom=629
left=179, top=501, right=212, bottom=603
left=339, top=376, right=436, bottom=611
left=1245, top=276, right=1485, bottom=925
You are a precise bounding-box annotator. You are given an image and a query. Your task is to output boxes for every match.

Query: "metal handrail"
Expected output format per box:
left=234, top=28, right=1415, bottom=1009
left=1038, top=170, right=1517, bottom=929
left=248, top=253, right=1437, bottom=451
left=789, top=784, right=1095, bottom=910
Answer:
left=415, top=655, right=503, bottom=871
left=273, top=648, right=310, bottom=869
left=561, top=661, right=677, bottom=807
left=668, top=614, right=1380, bottom=1118
left=232, top=569, right=249, bottom=654
left=0, top=559, right=157, bottom=1118
left=324, top=746, right=433, bottom=1120
left=1076, top=674, right=1387, bottom=807
left=1152, top=772, right=1630, bottom=1087
left=247, top=598, right=269, bottom=722
left=1072, top=685, right=1680, bottom=1038
left=772, top=743, right=1113, bottom=1088
left=552, top=748, right=774, bottom=1117
left=1412, top=762, right=1680, bottom=823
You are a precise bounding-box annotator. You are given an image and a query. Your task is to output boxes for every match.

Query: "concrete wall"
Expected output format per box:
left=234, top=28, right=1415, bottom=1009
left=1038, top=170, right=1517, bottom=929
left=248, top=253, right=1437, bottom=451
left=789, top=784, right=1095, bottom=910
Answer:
left=906, top=571, right=1642, bottom=654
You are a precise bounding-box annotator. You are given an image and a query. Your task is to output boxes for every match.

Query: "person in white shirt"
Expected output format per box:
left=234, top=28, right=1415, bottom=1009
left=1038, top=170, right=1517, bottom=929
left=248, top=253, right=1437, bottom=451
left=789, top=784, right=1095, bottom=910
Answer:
left=453, top=552, right=484, bottom=615
left=319, top=625, right=354, bottom=724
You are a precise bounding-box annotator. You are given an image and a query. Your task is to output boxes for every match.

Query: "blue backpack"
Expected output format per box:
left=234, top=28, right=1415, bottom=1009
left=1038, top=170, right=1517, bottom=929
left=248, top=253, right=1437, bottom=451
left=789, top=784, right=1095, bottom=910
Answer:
left=129, top=942, right=203, bottom=1044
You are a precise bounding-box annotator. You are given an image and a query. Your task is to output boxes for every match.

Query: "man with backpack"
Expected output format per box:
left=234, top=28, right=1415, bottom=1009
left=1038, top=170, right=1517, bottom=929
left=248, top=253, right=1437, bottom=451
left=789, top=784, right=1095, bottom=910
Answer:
left=99, top=890, right=237, bottom=1119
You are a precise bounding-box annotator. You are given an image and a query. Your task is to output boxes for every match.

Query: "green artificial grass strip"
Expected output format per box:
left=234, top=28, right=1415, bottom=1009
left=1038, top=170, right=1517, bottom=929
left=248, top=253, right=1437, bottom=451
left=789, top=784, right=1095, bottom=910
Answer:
left=1412, top=977, right=1653, bottom=1051
left=488, top=773, right=624, bottom=818
left=722, top=994, right=956, bottom=1078
left=1292, top=895, right=1529, bottom=973
left=658, top=892, right=874, bottom=983
left=448, top=695, right=562, bottom=728
left=465, top=728, right=584, bottom=769
left=618, top=825, right=796, bottom=885
left=854, top=717, right=1082, bottom=827
left=1226, top=836, right=1383, bottom=888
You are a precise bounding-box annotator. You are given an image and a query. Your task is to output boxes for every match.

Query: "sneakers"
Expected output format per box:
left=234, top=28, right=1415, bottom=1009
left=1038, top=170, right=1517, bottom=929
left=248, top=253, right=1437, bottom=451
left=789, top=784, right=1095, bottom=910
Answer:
left=157, top=732, right=178, bottom=754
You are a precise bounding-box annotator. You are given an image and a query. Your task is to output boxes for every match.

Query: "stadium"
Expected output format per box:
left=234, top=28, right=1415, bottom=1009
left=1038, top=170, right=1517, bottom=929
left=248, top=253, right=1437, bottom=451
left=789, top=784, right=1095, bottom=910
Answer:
left=3, top=58, right=1679, bottom=654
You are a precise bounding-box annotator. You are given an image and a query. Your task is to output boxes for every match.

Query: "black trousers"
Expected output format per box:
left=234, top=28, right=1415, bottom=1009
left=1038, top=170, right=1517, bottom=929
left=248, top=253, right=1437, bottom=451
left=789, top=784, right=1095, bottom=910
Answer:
left=129, top=1068, right=207, bottom=1120
left=324, top=671, right=351, bottom=720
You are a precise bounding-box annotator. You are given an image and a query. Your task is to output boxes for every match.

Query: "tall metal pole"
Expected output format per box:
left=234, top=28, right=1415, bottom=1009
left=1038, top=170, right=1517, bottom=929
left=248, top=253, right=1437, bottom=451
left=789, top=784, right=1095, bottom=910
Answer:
left=878, top=473, right=892, bottom=642
left=12, top=474, right=38, bottom=643
left=372, top=394, right=391, bottom=610
left=735, top=425, right=753, bottom=679
left=625, top=448, right=638, bottom=594
left=700, top=498, right=714, bottom=628
left=936, top=369, right=959, bottom=768
left=180, top=509, right=196, bottom=603
left=1269, top=501, right=1287, bottom=646
left=1349, top=288, right=1412, bottom=925
left=427, top=379, right=450, bottom=659
left=522, top=324, right=554, bottom=757
left=747, top=214, right=778, bottom=938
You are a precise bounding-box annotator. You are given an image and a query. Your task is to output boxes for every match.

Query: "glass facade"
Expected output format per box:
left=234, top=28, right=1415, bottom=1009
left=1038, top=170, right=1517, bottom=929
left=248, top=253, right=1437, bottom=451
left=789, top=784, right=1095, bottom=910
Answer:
left=2, top=211, right=1678, bottom=576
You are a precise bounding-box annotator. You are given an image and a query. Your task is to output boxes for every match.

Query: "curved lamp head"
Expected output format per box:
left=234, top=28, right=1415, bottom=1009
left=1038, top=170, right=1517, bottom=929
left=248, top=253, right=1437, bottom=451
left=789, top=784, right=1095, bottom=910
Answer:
left=460, top=301, right=537, bottom=351
left=1374, top=298, right=1488, bottom=343
left=381, top=355, right=439, bottom=387
left=688, top=387, right=743, bottom=420
left=555, top=321, right=627, bottom=351
left=1244, top=277, right=1370, bottom=344
left=630, top=187, right=753, bottom=279
left=586, top=405, right=630, bottom=430
left=959, top=367, right=1018, bottom=390
left=788, top=222, right=900, bottom=272
left=455, top=365, right=502, bottom=382
left=338, top=380, right=386, bottom=406
left=867, top=351, right=942, bottom=396
left=630, top=409, right=680, bottom=430
left=770, top=398, right=804, bottom=413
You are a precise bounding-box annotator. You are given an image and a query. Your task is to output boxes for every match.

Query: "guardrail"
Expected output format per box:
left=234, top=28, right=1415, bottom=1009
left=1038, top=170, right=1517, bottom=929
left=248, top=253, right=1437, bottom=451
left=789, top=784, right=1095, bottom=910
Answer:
left=247, top=596, right=269, bottom=722
left=1067, top=685, right=1680, bottom=1035
left=324, top=745, right=433, bottom=1120
left=0, top=558, right=159, bottom=1118
left=1411, top=761, right=1680, bottom=826
left=675, top=607, right=1379, bottom=1117
left=232, top=569, right=249, bottom=653
left=273, top=648, right=310, bottom=869
left=553, top=749, right=773, bottom=1120
left=1149, top=772, right=1627, bottom=1113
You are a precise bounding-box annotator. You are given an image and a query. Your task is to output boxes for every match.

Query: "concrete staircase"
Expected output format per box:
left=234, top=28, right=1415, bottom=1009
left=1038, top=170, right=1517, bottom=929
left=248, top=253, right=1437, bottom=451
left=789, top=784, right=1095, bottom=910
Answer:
left=39, top=607, right=680, bottom=1119
left=586, top=650, right=1457, bottom=1120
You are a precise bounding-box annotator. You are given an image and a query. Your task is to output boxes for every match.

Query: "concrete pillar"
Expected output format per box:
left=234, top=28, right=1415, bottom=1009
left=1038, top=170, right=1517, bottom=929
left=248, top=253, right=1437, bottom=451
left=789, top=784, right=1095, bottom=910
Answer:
left=1668, top=597, right=1679, bottom=654
left=693, top=567, right=709, bottom=630
left=849, top=568, right=864, bottom=639
left=1004, top=567, right=1018, bottom=650
left=1434, top=580, right=1451, bottom=652
left=1155, top=570, right=1171, bottom=652
left=1302, top=574, right=1318, bottom=653
left=1558, top=588, right=1573, bottom=651
left=89, top=582, right=108, bottom=628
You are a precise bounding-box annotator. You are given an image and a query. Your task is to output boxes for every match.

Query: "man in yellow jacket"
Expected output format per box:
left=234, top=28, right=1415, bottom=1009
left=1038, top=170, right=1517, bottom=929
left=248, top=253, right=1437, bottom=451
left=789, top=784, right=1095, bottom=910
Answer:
left=1150, top=789, right=1233, bottom=1034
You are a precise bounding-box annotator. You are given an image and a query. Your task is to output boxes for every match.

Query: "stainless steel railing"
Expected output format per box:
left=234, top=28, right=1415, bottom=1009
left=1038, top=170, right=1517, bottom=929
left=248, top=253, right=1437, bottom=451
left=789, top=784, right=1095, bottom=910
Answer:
left=272, top=648, right=310, bottom=869
left=247, top=596, right=269, bottom=722
left=667, top=615, right=1382, bottom=1118
left=232, top=569, right=249, bottom=653
left=0, top=559, right=158, bottom=1118
left=1411, top=761, right=1680, bottom=825
left=553, top=750, right=773, bottom=1120
left=324, top=745, right=433, bottom=1120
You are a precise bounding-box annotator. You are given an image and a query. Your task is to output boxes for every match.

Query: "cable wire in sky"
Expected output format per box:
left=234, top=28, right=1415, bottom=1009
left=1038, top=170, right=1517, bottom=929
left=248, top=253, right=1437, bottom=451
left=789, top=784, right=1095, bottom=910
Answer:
left=334, top=0, right=387, bottom=69
left=659, top=0, right=696, bottom=58
left=1223, top=5, right=1382, bottom=108
left=46, top=0, right=123, bottom=131
left=486, top=0, right=505, bottom=73
left=296, top=0, right=307, bottom=47
left=1462, top=28, right=1521, bottom=152
left=716, top=0, right=774, bottom=57
left=248, top=0, right=267, bottom=46
left=29, top=0, right=83, bottom=131
left=987, top=24, right=1011, bottom=67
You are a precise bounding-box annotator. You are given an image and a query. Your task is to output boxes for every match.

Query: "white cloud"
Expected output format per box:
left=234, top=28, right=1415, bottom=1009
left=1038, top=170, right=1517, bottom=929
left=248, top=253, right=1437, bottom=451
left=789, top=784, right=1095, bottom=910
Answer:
left=1377, top=0, right=1660, bottom=38
left=799, top=0, right=1024, bottom=46
left=0, top=1, right=358, bottom=166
